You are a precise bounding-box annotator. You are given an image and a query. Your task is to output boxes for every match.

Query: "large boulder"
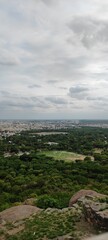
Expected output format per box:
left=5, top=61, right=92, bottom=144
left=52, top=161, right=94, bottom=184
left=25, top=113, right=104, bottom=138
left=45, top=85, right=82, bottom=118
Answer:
left=69, top=190, right=105, bottom=207
left=0, top=205, right=41, bottom=223
left=83, top=201, right=108, bottom=230
left=69, top=190, right=108, bottom=231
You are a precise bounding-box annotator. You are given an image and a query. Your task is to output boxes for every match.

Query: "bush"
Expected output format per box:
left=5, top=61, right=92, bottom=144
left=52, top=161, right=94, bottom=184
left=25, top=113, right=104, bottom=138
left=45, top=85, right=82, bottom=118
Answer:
left=36, top=195, right=59, bottom=209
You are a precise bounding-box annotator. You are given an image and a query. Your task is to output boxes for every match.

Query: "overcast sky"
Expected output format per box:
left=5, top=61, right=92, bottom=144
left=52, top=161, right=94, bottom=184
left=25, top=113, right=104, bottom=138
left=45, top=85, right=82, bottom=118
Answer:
left=0, top=0, right=108, bottom=119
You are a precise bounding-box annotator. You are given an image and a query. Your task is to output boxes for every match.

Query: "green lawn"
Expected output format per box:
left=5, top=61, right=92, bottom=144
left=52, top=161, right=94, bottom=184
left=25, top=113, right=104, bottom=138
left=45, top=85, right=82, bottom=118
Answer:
left=40, top=150, right=86, bottom=162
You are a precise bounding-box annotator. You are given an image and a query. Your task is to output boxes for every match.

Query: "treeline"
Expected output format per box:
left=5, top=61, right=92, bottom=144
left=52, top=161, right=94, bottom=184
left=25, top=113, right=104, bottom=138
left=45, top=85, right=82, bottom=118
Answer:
left=0, top=127, right=108, bottom=155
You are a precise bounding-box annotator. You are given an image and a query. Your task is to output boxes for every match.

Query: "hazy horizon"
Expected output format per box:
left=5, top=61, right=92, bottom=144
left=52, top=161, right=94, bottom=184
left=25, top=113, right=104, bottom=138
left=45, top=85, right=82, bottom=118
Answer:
left=0, top=118, right=108, bottom=121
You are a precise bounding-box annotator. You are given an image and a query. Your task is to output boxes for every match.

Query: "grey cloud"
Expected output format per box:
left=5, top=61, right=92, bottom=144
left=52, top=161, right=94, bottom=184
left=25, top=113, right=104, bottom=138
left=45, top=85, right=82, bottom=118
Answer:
left=41, top=0, right=55, bottom=6
left=30, top=97, right=49, bottom=108
left=22, top=41, right=49, bottom=53
left=57, top=56, right=88, bottom=69
left=87, top=96, right=106, bottom=101
left=68, top=86, right=89, bottom=99
left=70, top=57, right=88, bottom=69
left=41, top=56, right=90, bottom=81
left=47, top=80, right=58, bottom=84
left=0, top=91, right=11, bottom=96
left=68, top=16, right=108, bottom=48
left=0, top=50, right=20, bottom=66
left=45, top=96, right=67, bottom=105
left=0, top=101, right=35, bottom=109
left=10, top=102, right=35, bottom=109
left=0, top=58, right=19, bottom=66
left=31, top=97, right=45, bottom=103
left=59, top=86, right=67, bottom=90
left=30, top=96, right=50, bottom=108
left=90, top=100, right=108, bottom=110
left=28, top=84, right=41, bottom=88
left=31, top=96, right=38, bottom=102
left=0, top=0, right=108, bottom=119
left=0, top=95, right=49, bottom=110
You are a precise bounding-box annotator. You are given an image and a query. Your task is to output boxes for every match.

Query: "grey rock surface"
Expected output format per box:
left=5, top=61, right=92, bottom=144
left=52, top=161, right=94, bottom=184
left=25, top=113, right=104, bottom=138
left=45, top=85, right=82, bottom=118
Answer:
left=69, top=190, right=108, bottom=231
left=0, top=205, right=41, bottom=223
left=69, top=190, right=105, bottom=207
left=86, top=233, right=108, bottom=240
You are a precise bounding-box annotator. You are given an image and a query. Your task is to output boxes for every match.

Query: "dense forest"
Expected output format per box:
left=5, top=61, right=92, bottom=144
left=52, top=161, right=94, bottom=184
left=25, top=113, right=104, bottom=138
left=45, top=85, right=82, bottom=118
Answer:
left=0, top=127, right=108, bottom=211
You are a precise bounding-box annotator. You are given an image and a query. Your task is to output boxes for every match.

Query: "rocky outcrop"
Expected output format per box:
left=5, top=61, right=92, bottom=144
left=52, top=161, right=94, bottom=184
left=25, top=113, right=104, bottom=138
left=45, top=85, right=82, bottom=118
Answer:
left=69, top=190, right=105, bottom=207
left=54, top=235, right=108, bottom=240
left=86, top=233, right=108, bottom=240
left=0, top=205, right=41, bottom=239
left=0, top=205, right=41, bottom=224
left=82, top=200, right=108, bottom=230
left=69, top=190, right=108, bottom=231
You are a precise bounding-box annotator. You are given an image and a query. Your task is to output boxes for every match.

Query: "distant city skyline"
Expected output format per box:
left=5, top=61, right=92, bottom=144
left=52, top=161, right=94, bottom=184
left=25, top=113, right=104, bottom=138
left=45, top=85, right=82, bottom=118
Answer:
left=0, top=0, right=108, bottom=119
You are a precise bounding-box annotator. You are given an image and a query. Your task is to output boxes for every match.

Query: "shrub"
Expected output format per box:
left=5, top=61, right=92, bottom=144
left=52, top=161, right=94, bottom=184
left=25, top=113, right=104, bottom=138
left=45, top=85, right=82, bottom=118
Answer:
left=36, top=195, right=59, bottom=209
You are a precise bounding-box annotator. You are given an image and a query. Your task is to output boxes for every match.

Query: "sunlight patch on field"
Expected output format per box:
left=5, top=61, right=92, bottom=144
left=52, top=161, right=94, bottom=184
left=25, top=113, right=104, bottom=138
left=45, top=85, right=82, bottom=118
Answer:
left=41, top=151, right=86, bottom=162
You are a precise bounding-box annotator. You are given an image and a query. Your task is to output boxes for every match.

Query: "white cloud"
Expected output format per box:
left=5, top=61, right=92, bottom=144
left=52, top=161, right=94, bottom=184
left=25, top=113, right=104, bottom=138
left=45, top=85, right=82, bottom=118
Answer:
left=0, top=0, right=108, bottom=119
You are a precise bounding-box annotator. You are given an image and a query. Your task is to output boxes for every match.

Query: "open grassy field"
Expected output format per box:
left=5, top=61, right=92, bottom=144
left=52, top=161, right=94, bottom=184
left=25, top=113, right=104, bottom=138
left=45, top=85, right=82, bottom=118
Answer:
left=40, top=150, right=86, bottom=162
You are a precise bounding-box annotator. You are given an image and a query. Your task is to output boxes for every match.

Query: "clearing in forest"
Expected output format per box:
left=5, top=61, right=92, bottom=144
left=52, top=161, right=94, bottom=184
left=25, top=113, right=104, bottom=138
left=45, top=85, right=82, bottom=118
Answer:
left=40, top=150, right=86, bottom=162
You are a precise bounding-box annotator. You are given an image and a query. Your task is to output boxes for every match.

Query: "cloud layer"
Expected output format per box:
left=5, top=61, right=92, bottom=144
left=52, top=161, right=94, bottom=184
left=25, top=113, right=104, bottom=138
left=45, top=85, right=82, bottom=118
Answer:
left=0, top=0, right=108, bottom=119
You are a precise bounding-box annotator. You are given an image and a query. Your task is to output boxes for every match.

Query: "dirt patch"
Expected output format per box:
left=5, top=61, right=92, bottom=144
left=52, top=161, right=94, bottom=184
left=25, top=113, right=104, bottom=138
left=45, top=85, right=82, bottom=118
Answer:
left=0, top=237, right=5, bottom=240
left=7, top=224, right=25, bottom=236
left=76, top=216, right=98, bottom=239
